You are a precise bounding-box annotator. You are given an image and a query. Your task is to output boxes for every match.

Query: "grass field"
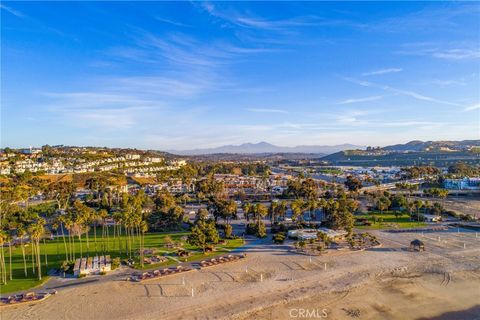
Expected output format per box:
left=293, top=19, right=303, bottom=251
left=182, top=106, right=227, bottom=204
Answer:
left=355, top=211, right=426, bottom=230
left=0, top=230, right=244, bottom=294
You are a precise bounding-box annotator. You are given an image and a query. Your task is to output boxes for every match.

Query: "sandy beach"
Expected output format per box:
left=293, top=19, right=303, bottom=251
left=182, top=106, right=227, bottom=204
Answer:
left=2, top=228, right=479, bottom=320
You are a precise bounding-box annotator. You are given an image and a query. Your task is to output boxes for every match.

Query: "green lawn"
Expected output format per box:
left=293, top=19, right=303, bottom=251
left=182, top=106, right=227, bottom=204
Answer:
left=0, top=230, right=244, bottom=294
left=134, top=238, right=244, bottom=270
left=355, top=211, right=426, bottom=230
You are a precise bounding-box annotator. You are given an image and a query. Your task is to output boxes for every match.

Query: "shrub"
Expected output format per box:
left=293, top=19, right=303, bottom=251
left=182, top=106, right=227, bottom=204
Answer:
left=245, top=223, right=257, bottom=235
left=111, top=257, right=120, bottom=270
left=164, top=235, right=175, bottom=247
left=273, top=232, right=286, bottom=244
left=176, top=249, right=190, bottom=257
left=61, top=261, right=75, bottom=274
left=257, top=221, right=267, bottom=238
left=460, top=214, right=474, bottom=221
left=271, top=223, right=288, bottom=233
left=298, top=240, right=306, bottom=250
left=246, top=221, right=267, bottom=238
left=224, top=223, right=233, bottom=239
left=348, top=239, right=356, bottom=248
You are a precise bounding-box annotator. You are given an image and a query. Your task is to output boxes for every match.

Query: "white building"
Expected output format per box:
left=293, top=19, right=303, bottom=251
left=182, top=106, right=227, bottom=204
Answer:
left=21, top=147, right=42, bottom=155
left=125, top=154, right=141, bottom=160
left=444, top=178, right=480, bottom=190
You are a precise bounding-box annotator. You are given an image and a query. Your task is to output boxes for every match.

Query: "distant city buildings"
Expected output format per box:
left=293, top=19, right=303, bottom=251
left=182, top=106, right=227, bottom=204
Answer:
left=0, top=147, right=184, bottom=176
left=443, top=178, right=480, bottom=190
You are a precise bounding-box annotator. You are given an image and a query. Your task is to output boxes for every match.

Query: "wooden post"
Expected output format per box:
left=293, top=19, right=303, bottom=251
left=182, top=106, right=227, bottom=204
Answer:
left=191, top=288, right=194, bottom=297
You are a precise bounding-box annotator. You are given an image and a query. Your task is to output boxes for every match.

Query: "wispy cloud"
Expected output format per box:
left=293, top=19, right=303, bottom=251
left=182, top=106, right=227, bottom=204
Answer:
left=362, top=68, right=402, bottom=76
left=379, top=120, right=443, bottom=128
left=430, top=79, right=466, bottom=87
left=108, top=30, right=273, bottom=70
left=368, top=3, right=480, bottom=33
left=199, top=2, right=364, bottom=31
left=234, top=16, right=328, bottom=30
left=337, top=96, right=383, bottom=105
left=155, top=17, right=191, bottom=28
left=0, top=4, right=25, bottom=18
left=397, top=43, right=480, bottom=60
left=344, top=77, right=463, bottom=107
left=464, top=103, right=480, bottom=112
left=70, top=107, right=147, bottom=129
left=113, top=76, right=213, bottom=97
left=41, top=92, right=156, bottom=109
left=432, top=49, right=480, bottom=60
left=40, top=90, right=163, bottom=130
left=246, top=108, right=289, bottom=114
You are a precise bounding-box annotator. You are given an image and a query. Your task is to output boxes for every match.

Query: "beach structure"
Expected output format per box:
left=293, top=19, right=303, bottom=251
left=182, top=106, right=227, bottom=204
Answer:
left=73, top=255, right=112, bottom=277
left=129, top=265, right=193, bottom=282
left=194, top=254, right=245, bottom=268
left=1, top=290, right=57, bottom=307
left=410, top=239, right=425, bottom=251
left=422, top=214, right=442, bottom=222
left=288, top=229, right=317, bottom=240
left=288, top=228, right=348, bottom=241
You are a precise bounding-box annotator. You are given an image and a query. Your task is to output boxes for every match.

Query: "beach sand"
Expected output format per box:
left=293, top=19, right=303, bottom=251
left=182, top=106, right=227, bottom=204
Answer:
left=2, top=229, right=479, bottom=320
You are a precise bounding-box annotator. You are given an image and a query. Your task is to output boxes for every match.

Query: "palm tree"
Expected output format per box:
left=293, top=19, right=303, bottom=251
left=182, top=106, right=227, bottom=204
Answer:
left=413, top=200, right=423, bottom=223
left=269, top=202, right=278, bottom=223
left=57, top=216, right=69, bottom=261
left=73, top=220, right=84, bottom=259
left=139, top=221, right=148, bottom=268
left=91, top=210, right=100, bottom=255
left=17, top=227, right=28, bottom=277
left=242, top=202, right=252, bottom=222
left=112, top=211, right=123, bottom=254
left=0, top=231, right=7, bottom=284
left=277, top=201, right=288, bottom=221
left=51, top=222, right=60, bottom=259
left=29, top=221, right=45, bottom=280
left=98, top=209, right=108, bottom=254
left=6, top=231, right=13, bottom=281
left=64, top=216, right=74, bottom=261
left=291, top=199, right=305, bottom=222
left=254, top=203, right=268, bottom=224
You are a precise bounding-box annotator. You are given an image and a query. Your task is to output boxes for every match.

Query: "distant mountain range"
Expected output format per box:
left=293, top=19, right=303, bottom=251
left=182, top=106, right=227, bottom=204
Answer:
left=169, top=142, right=363, bottom=156
left=381, top=140, right=480, bottom=152
left=169, top=140, right=480, bottom=156
left=321, top=139, right=480, bottom=166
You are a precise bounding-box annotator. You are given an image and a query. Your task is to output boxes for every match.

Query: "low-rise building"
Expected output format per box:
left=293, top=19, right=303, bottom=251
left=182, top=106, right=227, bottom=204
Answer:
left=443, top=177, right=480, bottom=190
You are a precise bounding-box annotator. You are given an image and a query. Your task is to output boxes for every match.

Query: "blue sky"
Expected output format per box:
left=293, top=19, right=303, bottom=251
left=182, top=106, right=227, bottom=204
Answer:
left=2, top=1, right=479, bottom=150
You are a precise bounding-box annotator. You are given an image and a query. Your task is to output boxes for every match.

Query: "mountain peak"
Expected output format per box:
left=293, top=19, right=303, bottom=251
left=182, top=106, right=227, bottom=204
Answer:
left=169, top=142, right=364, bottom=156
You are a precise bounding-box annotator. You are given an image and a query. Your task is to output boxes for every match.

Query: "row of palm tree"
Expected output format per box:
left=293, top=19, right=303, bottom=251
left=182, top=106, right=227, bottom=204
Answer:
left=0, top=211, right=47, bottom=284
left=0, top=187, right=156, bottom=285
